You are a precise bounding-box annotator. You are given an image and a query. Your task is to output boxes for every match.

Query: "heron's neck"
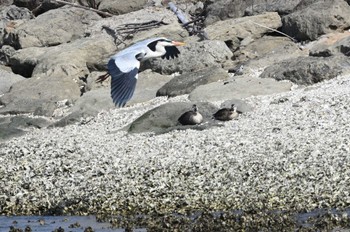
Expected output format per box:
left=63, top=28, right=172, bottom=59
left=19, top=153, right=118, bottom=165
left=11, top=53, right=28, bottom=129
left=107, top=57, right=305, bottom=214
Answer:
left=144, top=45, right=166, bottom=60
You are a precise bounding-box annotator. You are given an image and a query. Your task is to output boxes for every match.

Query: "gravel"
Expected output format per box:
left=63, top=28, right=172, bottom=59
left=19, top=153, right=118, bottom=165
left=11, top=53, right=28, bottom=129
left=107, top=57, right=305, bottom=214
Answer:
left=1, top=74, right=350, bottom=229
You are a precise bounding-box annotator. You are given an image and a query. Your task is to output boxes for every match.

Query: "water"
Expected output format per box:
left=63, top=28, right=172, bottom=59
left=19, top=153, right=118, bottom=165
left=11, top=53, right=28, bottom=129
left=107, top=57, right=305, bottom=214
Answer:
left=0, top=215, right=146, bottom=232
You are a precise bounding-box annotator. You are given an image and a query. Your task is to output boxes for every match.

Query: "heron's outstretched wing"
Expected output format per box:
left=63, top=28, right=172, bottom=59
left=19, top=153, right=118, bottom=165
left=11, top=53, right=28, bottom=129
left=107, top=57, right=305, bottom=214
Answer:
left=108, top=57, right=139, bottom=107
left=161, top=46, right=180, bottom=60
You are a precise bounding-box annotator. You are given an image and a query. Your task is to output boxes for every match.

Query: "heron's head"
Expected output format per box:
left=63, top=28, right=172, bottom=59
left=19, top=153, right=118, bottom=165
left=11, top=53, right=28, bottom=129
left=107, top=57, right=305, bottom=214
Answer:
left=157, top=38, right=185, bottom=47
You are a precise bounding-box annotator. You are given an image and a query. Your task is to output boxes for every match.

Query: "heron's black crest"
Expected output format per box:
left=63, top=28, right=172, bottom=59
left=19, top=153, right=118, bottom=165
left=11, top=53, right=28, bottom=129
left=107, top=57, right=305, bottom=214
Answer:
left=147, top=39, right=172, bottom=52
left=162, top=46, right=180, bottom=60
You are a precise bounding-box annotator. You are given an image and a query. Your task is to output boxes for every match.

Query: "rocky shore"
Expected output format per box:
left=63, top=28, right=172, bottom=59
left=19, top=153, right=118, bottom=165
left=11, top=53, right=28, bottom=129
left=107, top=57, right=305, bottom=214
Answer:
left=1, top=0, right=350, bottom=230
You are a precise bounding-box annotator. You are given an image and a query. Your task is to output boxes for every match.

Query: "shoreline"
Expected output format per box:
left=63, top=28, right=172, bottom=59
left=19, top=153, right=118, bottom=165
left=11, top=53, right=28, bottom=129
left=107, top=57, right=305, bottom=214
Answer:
left=1, top=74, right=350, bottom=230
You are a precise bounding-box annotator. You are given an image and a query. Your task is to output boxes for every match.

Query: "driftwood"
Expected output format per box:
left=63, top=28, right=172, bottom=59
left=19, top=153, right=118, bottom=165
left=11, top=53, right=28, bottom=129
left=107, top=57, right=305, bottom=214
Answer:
left=50, top=0, right=115, bottom=17
left=168, top=1, right=209, bottom=40
left=102, top=20, right=169, bottom=46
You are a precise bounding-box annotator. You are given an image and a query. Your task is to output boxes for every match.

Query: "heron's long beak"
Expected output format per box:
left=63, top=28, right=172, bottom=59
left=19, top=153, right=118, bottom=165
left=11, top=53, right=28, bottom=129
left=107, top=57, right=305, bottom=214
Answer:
left=172, top=41, right=186, bottom=46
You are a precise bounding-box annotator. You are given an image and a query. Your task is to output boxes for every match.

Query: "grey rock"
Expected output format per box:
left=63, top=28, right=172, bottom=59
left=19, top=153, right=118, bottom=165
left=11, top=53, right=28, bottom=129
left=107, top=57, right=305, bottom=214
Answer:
left=0, top=68, right=25, bottom=95
left=2, top=5, right=34, bottom=20
left=156, top=67, right=229, bottom=97
left=4, top=7, right=101, bottom=49
left=260, top=55, right=350, bottom=85
left=13, top=0, right=42, bottom=10
left=0, top=115, right=51, bottom=141
left=52, top=88, right=114, bottom=127
left=220, top=99, right=254, bottom=114
left=232, top=36, right=307, bottom=74
left=9, top=46, right=48, bottom=77
left=127, top=102, right=220, bottom=134
left=189, top=76, right=292, bottom=102
left=245, top=0, right=303, bottom=16
left=0, top=45, right=15, bottom=65
left=281, top=0, right=350, bottom=41
left=146, top=40, right=233, bottom=74
left=0, top=76, right=80, bottom=116
left=98, top=0, right=147, bottom=15
left=308, top=33, right=350, bottom=57
left=206, top=12, right=282, bottom=43
left=129, top=70, right=173, bottom=105
left=204, top=0, right=276, bottom=25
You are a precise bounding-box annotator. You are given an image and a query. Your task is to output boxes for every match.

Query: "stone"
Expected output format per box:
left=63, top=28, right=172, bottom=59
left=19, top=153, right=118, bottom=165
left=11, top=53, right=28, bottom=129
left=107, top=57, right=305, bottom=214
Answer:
left=127, top=101, right=219, bottom=134
left=0, top=68, right=25, bottom=95
left=0, top=76, right=81, bottom=116
left=146, top=40, right=233, bottom=74
left=245, top=0, right=303, bottom=16
left=306, top=32, right=350, bottom=57
left=206, top=12, right=282, bottom=43
left=4, top=6, right=101, bottom=49
left=232, top=36, right=307, bottom=74
left=189, top=76, right=292, bottom=102
left=98, top=0, right=148, bottom=15
left=0, top=45, right=16, bottom=65
left=156, top=67, right=229, bottom=97
left=260, top=55, right=350, bottom=85
left=281, top=0, right=350, bottom=41
left=2, top=5, right=34, bottom=20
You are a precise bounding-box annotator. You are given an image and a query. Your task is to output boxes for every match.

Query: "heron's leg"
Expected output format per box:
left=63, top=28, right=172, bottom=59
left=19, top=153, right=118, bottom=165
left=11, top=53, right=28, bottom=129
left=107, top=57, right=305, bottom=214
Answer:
left=96, top=73, right=110, bottom=83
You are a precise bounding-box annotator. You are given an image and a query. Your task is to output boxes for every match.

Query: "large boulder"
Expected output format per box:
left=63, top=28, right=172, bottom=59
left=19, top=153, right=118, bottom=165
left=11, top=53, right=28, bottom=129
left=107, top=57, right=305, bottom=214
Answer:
left=127, top=102, right=220, bottom=134
left=98, top=0, right=148, bottom=15
left=281, top=0, right=350, bottom=41
left=0, top=76, right=81, bottom=116
left=156, top=67, right=229, bottom=97
left=0, top=68, right=25, bottom=95
left=204, top=0, right=281, bottom=25
left=88, top=7, right=185, bottom=47
left=4, top=6, right=101, bottom=49
left=245, top=0, right=303, bottom=16
left=205, top=12, right=282, bottom=43
left=232, top=36, right=307, bottom=74
left=189, top=76, right=293, bottom=102
left=307, top=32, right=350, bottom=57
left=146, top=40, right=233, bottom=74
left=259, top=55, right=350, bottom=85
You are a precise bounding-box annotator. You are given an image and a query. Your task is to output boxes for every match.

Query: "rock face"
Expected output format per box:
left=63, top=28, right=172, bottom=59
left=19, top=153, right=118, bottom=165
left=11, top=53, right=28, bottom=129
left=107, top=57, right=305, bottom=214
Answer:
left=259, top=55, right=350, bottom=85
left=0, top=68, right=24, bottom=95
left=156, top=67, right=228, bottom=97
left=127, top=102, right=219, bottom=134
left=146, top=40, right=233, bottom=74
left=4, top=7, right=101, bottom=49
left=282, top=0, right=350, bottom=41
left=98, top=0, right=148, bottom=15
left=206, top=12, right=282, bottom=42
left=189, top=76, right=293, bottom=102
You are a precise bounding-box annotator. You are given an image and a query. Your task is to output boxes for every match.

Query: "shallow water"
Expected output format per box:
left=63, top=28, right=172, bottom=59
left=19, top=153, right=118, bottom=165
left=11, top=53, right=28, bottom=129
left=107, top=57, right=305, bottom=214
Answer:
left=0, top=215, right=146, bottom=232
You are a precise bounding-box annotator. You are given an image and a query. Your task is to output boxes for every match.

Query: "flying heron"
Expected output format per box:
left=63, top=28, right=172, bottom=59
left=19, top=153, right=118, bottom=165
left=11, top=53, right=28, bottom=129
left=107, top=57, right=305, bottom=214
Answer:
left=96, top=37, right=185, bottom=107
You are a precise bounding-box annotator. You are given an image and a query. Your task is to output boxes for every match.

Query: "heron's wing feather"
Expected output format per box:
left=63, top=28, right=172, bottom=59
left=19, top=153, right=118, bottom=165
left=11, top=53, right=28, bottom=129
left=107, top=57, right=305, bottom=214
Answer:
left=161, top=46, right=180, bottom=60
left=108, top=57, right=139, bottom=107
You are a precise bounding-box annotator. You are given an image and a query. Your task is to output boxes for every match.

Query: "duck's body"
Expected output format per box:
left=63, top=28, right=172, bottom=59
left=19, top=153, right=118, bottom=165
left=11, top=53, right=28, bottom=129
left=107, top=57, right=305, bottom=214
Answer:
left=213, top=104, right=239, bottom=121
left=178, top=104, right=203, bottom=125
left=96, top=37, right=185, bottom=107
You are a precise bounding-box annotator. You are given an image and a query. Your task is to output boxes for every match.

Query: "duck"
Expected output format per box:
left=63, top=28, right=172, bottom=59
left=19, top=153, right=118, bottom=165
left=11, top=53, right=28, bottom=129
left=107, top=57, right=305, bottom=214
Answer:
left=213, top=104, right=239, bottom=121
left=178, top=104, right=203, bottom=125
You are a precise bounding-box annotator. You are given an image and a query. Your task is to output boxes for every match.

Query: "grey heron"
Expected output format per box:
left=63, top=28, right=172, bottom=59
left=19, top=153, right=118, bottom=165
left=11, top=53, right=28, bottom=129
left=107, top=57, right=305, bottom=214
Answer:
left=213, top=104, right=239, bottom=121
left=96, top=37, right=185, bottom=107
left=178, top=104, right=203, bottom=125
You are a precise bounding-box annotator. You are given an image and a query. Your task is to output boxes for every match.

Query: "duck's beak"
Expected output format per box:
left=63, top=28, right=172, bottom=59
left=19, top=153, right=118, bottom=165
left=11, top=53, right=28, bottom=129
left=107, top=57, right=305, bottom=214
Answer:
left=172, top=41, right=186, bottom=46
